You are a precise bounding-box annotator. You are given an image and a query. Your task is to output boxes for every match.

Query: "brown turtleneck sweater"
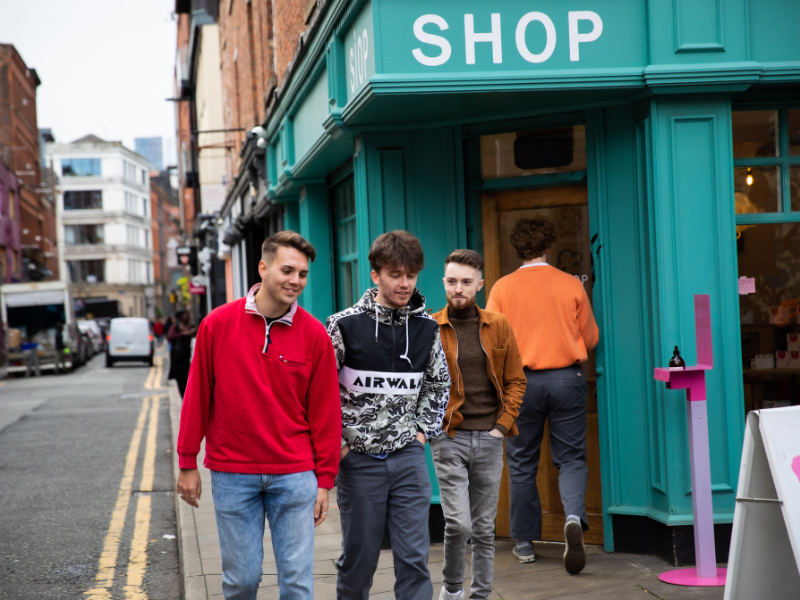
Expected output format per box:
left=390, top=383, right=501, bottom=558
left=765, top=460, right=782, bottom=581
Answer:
left=448, top=304, right=507, bottom=434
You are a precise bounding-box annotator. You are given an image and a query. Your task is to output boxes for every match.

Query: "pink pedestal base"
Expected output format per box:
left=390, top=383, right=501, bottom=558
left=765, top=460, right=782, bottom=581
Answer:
left=659, top=567, right=728, bottom=587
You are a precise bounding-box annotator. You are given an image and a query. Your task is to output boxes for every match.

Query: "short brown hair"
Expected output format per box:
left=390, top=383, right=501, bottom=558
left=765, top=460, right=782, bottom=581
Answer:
left=261, top=230, right=316, bottom=263
left=368, top=230, right=424, bottom=273
left=445, top=249, right=484, bottom=272
left=510, top=217, right=556, bottom=261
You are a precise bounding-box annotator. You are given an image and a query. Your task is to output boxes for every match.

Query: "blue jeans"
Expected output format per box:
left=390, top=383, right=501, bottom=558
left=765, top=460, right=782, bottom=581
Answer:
left=211, top=470, right=318, bottom=600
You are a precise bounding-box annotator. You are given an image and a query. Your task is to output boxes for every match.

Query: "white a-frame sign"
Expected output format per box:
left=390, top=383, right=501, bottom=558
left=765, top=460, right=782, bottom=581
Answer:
left=724, top=406, right=800, bottom=599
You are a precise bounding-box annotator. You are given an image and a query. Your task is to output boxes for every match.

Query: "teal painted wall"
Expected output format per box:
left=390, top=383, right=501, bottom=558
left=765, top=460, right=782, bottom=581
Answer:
left=647, top=0, right=749, bottom=63
left=648, top=95, right=743, bottom=522
left=293, top=69, right=330, bottom=162
left=299, top=184, right=336, bottom=323
left=748, top=0, right=800, bottom=62
left=362, top=127, right=464, bottom=312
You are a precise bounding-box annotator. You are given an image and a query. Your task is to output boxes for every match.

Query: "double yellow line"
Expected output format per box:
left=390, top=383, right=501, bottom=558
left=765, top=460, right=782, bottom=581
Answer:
left=86, top=356, right=167, bottom=600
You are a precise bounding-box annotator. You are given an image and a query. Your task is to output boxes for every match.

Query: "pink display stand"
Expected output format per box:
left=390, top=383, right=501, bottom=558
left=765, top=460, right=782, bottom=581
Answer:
left=653, top=295, right=727, bottom=587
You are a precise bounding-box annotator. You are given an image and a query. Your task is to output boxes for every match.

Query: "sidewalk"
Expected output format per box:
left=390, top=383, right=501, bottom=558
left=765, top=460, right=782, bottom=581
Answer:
left=168, top=385, right=726, bottom=600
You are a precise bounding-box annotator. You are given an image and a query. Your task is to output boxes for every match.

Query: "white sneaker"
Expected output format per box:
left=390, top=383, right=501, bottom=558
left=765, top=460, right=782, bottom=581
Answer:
left=439, top=586, right=464, bottom=600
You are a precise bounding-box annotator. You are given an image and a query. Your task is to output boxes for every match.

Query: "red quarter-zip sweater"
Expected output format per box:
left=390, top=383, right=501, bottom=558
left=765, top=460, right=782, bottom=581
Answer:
left=177, top=285, right=342, bottom=489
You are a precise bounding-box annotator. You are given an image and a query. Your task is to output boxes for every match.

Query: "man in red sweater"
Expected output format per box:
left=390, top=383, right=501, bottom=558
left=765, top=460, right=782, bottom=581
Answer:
left=487, top=217, right=599, bottom=575
left=176, top=231, right=341, bottom=600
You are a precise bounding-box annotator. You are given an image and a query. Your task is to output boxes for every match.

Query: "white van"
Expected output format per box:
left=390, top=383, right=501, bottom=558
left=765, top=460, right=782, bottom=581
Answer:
left=106, top=318, right=153, bottom=368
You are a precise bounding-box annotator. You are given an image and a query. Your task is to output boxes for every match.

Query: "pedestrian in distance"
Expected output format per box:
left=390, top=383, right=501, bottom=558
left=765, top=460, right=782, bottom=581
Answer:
left=167, top=310, right=196, bottom=397
left=431, top=249, right=526, bottom=600
left=487, top=216, right=599, bottom=574
left=176, top=231, right=341, bottom=600
left=326, top=230, right=450, bottom=600
left=153, top=317, right=164, bottom=347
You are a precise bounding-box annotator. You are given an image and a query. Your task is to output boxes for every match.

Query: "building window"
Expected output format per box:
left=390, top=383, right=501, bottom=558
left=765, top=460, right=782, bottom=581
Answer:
left=62, top=158, right=101, bottom=177
left=64, top=190, right=102, bottom=210
left=332, top=176, right=359, bottom=311
left=733, top=109, right=800, bottom=216
left=733, top=106, right=800, bottom=414
left=65, top=224, right=104, bottom=245
left=68, top=259, right=105, bottom=283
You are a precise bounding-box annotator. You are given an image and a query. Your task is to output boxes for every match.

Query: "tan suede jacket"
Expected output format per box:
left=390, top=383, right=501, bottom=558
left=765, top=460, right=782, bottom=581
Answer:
left=432, top=304, right=527, bottom=437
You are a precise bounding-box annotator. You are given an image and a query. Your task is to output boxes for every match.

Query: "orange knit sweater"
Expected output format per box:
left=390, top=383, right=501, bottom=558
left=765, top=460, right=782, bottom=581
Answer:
left=486, top=265, right=599, bottom=370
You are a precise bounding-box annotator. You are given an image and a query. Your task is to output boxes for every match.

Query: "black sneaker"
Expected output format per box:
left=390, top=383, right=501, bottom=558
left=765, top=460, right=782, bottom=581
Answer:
left=513, top=542, right=536, bottom=563
left=563, top=520, right=586, bottom=574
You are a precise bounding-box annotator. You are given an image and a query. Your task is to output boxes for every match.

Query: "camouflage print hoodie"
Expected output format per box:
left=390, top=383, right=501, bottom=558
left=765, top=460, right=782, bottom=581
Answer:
left=326, top=288, right=450, bottom=455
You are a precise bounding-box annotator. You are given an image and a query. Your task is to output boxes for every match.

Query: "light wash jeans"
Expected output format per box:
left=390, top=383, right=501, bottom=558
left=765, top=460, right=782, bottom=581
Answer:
left=210, top=470, right=318, bottom=600
left=430, top=431, right=505, bottom=600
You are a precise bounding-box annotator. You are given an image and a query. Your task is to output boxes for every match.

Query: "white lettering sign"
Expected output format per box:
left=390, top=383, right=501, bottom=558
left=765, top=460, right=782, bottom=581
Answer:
left=349, top=28, right=370, bottom=94
left=412, top=15, right=452, bottom=67
left=516, top=12, right=556, bottom=64
left=412, top=11, right=603, bottom=66
left=568, top=11, right=603, bottom=61
left=464, top=13, right=502, bottom=65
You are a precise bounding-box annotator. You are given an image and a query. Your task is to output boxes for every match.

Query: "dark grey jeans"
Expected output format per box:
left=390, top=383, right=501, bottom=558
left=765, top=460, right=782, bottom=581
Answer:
left=430, top=431, right=504, bottom=600
left=336, top=441, right=432, bottom=600
left=506, top=365, right=589, bottom=541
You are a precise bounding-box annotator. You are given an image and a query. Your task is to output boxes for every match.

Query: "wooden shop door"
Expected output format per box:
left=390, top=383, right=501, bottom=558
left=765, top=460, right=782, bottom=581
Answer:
left=482, top=185, right=604, bottom=545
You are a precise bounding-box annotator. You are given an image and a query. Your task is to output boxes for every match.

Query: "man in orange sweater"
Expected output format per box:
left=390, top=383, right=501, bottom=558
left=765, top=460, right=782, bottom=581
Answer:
left=486, top=216, right=599, bottom=575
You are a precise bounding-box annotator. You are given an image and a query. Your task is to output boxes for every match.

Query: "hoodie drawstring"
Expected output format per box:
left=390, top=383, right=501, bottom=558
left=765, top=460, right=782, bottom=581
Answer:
left=373, top=303, right=414, bottom=368
left=399, top=316, right=412, bottom=367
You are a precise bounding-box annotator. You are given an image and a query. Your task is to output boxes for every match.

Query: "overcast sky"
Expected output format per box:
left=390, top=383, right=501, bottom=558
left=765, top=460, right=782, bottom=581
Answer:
left=0, top=0, right=178, bottom=164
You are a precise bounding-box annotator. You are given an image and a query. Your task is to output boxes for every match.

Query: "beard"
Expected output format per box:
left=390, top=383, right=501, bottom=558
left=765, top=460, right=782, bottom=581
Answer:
left=447, top=295, right=476, bottom=311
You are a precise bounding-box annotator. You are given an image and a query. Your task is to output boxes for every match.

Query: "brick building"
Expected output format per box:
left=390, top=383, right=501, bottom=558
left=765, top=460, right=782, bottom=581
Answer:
left=0, top=44, right=58, bottom=282
left=173, top=0, right=321, bottom=306
left=150, top=172, right=182, bottom=317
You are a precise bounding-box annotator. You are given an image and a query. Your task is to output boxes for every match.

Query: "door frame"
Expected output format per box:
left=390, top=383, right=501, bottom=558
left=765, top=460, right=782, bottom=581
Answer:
left=463, top=111, right=615, bottom=548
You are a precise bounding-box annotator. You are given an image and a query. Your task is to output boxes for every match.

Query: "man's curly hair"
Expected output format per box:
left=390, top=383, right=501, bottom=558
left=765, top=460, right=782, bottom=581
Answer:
left=510, top=217, right=556, bottom=261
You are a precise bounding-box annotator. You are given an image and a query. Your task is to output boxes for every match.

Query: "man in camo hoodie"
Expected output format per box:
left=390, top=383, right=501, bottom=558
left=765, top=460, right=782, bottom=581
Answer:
left=327, top=230, right=450, bottom=600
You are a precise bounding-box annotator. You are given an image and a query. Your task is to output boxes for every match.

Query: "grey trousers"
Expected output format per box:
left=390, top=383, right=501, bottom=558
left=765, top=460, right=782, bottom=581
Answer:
left=430, top=431, right=504, bottom=600
left=336, top=441, right=432, bottom=600
left=506, top=365, right=589, bottom=541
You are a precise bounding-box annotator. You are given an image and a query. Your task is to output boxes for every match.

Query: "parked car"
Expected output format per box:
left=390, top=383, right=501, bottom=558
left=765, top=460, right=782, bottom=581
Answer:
left=77, top=320, right=104, bottom=355
left=106, top=318, right=154, bottom=368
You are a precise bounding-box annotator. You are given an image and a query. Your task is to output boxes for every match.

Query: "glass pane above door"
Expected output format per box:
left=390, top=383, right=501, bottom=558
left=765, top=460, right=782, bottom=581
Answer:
left=481, top=125, right=586, bottom=179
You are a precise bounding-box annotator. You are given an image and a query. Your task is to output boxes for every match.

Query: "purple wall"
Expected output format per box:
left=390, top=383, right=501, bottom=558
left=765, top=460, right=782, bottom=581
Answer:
left=0, top=161, right=22, bottom=283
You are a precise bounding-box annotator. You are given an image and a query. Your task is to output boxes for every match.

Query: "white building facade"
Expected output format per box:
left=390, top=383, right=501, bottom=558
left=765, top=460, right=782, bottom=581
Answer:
left=47, top=135, right=155, bottom=318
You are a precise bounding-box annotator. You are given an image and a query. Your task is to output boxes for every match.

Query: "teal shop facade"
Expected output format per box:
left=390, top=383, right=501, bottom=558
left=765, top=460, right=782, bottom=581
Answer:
left=219, top=0, right=800, bottom=560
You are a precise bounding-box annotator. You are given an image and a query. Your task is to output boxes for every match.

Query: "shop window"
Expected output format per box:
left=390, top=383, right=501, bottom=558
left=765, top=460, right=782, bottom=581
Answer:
left=732, top=110, right=778, bottom=158
left=733, top=166, right=781, bottom=213
left=732, top=108, right=800, bottom=219
left=64, top=190, right=102, bottom=210
left=480, top=125, right=586, bottom=179
left=68, top=259, right=105, bottom=283
left=65, top=224, right=104, bottom=245
left=333, top=176, right=359, bottom=311
left=62, top=159, right=101, bottom=177
left=789, top=110, right=800, bottom=156
left=738, top=222, right=800, bottom=411
left=734, top=106, right=800, bottom=412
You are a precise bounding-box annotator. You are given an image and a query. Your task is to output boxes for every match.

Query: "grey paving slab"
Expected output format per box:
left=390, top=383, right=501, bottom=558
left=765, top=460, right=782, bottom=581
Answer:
left=171, top=386, right=726, bottom=600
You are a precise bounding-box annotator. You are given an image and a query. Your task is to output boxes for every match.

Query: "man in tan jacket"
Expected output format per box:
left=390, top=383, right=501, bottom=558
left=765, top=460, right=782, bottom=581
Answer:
left=431, top=249, right=527, bottom=600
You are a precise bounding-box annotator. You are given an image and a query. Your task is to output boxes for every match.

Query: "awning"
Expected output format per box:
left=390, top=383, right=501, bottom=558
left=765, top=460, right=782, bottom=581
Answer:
left=4, top=291, right=65, bottom=307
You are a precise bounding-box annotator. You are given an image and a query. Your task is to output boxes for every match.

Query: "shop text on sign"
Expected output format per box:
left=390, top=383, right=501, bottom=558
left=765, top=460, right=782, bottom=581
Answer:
left=412, top=11, right=603, bottom=67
